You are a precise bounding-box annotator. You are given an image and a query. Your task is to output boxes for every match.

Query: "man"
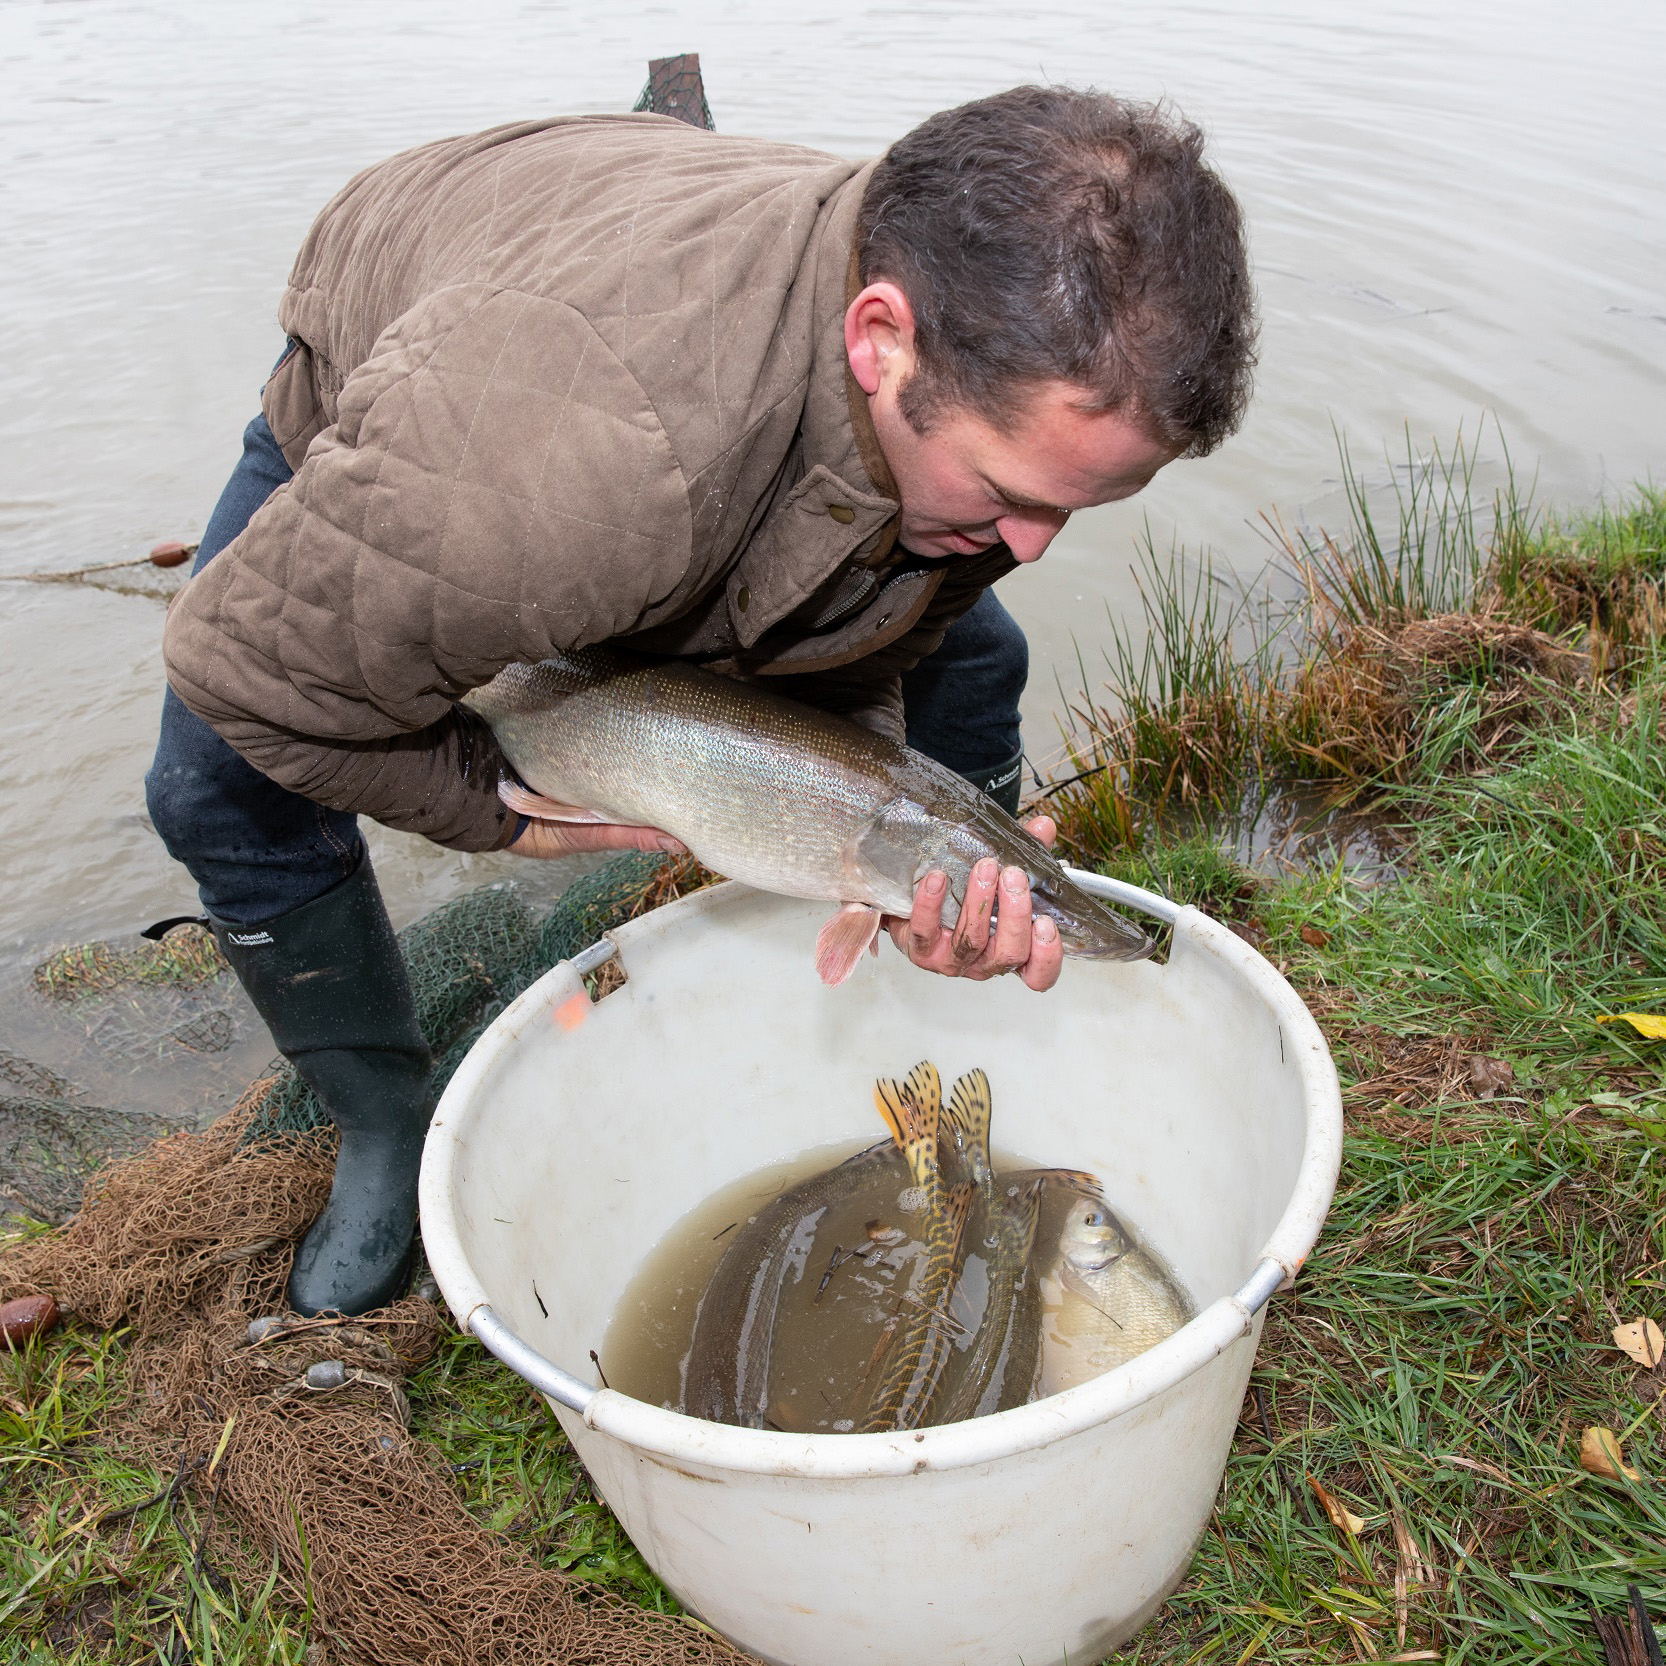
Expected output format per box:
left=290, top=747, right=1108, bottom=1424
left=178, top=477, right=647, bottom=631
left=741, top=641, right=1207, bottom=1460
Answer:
left=147, top=85, right=1256, bottom=1317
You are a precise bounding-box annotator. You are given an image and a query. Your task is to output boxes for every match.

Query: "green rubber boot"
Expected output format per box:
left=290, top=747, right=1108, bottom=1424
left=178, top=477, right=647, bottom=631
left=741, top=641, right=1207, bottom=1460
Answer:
left=212, top=856, right=432, bottom=1316
left=961, top=749, right=1025, bottom=818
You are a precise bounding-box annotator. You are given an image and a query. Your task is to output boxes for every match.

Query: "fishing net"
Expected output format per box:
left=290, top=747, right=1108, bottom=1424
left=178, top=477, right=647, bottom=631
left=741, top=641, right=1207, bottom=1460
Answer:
left=33, top=920, right=226, bottom=999
left=2, top=853, right=741, bottom=1665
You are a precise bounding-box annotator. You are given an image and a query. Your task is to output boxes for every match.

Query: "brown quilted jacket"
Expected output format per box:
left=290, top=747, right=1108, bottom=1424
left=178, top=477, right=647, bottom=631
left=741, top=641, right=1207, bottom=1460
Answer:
left=163, top=115, right=1015, bottom=851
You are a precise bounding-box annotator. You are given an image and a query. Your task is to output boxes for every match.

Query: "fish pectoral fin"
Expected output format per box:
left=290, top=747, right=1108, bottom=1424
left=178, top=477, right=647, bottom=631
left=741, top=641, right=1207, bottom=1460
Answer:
left=815, top=903, right=884, bottom=987
left=496, top=778, right=614, bottom=824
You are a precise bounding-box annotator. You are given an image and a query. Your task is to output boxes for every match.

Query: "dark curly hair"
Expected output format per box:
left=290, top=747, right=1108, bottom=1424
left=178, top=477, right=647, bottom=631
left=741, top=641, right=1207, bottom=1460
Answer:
left=856, top=85, right=1257, bottom=457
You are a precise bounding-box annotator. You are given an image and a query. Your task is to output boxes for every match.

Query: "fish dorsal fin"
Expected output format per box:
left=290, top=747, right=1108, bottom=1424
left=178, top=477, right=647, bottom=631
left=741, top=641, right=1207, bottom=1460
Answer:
left=946, top=1069, right=994, bottom=1188
left=1046, top=1168, right=1105, bottom=1200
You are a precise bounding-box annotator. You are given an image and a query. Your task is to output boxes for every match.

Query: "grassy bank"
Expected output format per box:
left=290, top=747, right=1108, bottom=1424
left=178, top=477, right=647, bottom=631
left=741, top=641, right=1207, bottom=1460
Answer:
left=4, top=446, right=1665, bottom=1663
left=1059, top=450, right=1666, bottom=1662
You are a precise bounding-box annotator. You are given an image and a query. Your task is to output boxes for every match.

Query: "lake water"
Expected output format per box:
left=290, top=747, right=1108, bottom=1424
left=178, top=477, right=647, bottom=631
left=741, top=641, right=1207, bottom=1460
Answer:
left=2, top=0, right=1663, bottom=973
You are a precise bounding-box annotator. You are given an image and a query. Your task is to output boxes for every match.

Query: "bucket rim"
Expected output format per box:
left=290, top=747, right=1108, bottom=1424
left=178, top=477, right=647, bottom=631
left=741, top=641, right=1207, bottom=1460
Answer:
left=420, top=874, right=1342, bottom=1479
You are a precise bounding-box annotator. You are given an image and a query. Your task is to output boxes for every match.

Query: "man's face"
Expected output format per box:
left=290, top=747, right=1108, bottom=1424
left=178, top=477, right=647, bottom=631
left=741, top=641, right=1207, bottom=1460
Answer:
left=872, top=379, right=1177, bottom=562
left=847, top=281, right=1179, bottom=563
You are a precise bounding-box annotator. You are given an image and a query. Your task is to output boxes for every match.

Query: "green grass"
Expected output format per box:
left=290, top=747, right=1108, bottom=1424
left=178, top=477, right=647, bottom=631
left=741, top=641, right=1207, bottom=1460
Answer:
left=406, top=1323, right=676, bottom=1608
left=1048, top=433, right=1659, bottom=856
left=1064, top=499, right=1666, bottom=1661
left=0, top=1326, right=308, bottom=1663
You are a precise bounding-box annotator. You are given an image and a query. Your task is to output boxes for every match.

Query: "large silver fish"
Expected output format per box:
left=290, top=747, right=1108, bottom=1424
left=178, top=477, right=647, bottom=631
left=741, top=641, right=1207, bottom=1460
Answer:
left=464, top=646, right=1151, bottom=983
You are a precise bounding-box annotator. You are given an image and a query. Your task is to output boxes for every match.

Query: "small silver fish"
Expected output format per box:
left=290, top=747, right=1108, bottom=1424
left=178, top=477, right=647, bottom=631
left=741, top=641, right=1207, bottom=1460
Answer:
left=464, top=647, right=1152, bottom=983
left=1039, top=1195, right=1194, bottom=1394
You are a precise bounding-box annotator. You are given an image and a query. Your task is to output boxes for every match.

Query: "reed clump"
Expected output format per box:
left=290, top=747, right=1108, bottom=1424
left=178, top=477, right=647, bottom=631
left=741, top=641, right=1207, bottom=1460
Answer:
left=32, top=923, right=226, bottom=1000
left=1048, top=430, right=1665, bottom=861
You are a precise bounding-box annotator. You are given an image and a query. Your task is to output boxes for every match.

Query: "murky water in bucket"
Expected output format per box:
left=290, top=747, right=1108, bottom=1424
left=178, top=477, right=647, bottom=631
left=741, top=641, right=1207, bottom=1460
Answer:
left=601, top=1141, right=1196, bottom=1431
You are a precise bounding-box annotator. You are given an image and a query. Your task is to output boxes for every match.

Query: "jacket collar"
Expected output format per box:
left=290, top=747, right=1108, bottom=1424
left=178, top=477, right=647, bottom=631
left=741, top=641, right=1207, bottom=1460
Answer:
left=722, top=161, right=904, bottom=648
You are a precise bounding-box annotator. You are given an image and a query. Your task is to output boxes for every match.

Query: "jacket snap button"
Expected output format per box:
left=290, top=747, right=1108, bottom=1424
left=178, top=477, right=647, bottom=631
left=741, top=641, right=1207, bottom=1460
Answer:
left=828, top=504, right=855, bottom=525
left=737, top=585, right=751, bottom=613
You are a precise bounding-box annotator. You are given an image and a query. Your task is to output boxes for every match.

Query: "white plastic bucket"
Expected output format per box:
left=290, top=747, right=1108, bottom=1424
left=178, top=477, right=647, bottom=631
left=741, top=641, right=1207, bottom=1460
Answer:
left=419, top=873, right=1341, bottom=1666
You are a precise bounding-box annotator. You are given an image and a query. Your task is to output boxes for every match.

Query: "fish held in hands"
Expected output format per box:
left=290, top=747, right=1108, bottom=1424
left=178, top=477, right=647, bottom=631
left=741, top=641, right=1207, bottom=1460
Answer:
left=464, top=647, right=1153, bottom=983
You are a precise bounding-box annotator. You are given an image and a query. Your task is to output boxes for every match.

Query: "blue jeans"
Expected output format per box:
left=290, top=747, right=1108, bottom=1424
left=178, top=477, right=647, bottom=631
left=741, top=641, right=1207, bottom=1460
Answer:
left=146, top=412, right=1028, bottom=924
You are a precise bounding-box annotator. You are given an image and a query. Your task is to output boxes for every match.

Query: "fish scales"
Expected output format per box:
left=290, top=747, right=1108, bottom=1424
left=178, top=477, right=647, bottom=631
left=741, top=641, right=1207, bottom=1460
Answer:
left=857, top=1065, right=975, bottom=1431
left=935, top=1176, right=1044, bottom=1424
left=1039, top=1193, right=1196, bottom=1395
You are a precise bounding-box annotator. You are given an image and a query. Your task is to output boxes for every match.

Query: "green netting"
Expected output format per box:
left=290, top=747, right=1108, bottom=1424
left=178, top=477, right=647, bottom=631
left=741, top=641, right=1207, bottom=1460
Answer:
left=631, top=53, right=716, bottom=131
left=537, top=850, right=674, bottom=965
left=246, top=856, right=683, bottom=1139
left=1, top=1092, right=169, bottom=1226
left=32, top=922, right=225, bottom=1000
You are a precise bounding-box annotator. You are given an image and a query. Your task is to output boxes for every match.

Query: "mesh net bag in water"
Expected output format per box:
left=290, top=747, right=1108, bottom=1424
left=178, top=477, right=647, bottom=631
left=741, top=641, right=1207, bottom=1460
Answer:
left=631, top=52, right=716, bottom=131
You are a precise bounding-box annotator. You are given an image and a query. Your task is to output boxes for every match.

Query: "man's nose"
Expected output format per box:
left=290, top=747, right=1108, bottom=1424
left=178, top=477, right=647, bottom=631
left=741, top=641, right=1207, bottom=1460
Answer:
left=997, top=508, right=1070, bottom=564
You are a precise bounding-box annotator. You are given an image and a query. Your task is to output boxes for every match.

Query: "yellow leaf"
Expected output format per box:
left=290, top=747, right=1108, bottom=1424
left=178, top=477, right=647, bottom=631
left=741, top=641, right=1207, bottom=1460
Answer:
left=207, top=1411, right=237, bottom=1478
left=1579, top=1425, right=1641, bottom=1482
left=1613, top=1317, right=1665, bottom=1369
left=1307, top=1472, right=1367, bottom=1534
left=1596, top=1012, right=1666, bottom=1039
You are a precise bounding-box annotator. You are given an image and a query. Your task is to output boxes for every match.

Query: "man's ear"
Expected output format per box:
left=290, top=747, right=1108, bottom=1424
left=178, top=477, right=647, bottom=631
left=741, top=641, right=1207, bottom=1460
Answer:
left=845, top=281, right=917, bottom=397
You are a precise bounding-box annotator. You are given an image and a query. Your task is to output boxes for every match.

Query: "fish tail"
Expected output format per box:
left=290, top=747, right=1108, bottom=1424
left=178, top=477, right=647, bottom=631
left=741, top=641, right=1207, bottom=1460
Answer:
left=903, top=1061, right=942, bottom=1129
left=872, top=1078, right=914, bottom=1150
left=946, top=1068, right=994, bottom=1189
left=873, top=1076, right=937, bottom=1194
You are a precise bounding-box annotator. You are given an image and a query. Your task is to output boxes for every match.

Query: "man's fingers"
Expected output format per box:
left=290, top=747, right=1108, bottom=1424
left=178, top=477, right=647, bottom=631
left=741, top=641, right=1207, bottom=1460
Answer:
left=1020, top=915, right=1064, bottom=991
left=558, top=823, right=684, bottom=854
left=908, top=869, right=950, bottom=962
left=950, top=858, right=1000, bottom=964
left=510, top=819, right=684, bottom=859
left=1025, top=813, right=1058, bottom=850
left=984, top=865, right=1033, bottom=973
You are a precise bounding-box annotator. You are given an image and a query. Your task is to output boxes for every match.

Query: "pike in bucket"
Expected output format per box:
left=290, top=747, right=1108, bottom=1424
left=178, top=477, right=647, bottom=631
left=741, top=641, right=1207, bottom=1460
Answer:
left=463, top=646, right=1153, bottom=983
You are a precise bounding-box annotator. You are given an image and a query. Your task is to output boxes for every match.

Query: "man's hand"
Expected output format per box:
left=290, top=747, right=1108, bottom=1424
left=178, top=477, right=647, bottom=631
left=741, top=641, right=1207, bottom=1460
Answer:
left=886, top=815, right=1063, bottom=991
left=507, top=818, right=686, bottom=860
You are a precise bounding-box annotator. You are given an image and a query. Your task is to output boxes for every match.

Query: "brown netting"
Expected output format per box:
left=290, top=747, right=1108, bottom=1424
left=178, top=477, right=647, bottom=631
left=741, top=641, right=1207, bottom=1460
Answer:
left=1, top=862, right=747, bottom=1665
left=0, top=1096, right=749, bottom=1663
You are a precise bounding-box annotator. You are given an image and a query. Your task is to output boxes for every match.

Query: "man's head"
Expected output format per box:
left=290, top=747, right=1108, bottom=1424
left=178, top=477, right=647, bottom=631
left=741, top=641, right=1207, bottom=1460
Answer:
left=846, top=85, right=1257, bottom=561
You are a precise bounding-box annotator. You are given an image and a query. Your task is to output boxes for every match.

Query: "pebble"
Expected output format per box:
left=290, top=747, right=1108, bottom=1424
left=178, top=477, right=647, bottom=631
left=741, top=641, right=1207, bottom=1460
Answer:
left=0, top=1295, right=59, bottom=1350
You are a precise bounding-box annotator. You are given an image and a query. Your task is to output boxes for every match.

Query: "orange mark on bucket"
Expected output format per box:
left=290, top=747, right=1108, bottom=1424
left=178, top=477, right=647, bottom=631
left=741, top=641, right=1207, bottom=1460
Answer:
left=553, top=993, right=590, bottom=1032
